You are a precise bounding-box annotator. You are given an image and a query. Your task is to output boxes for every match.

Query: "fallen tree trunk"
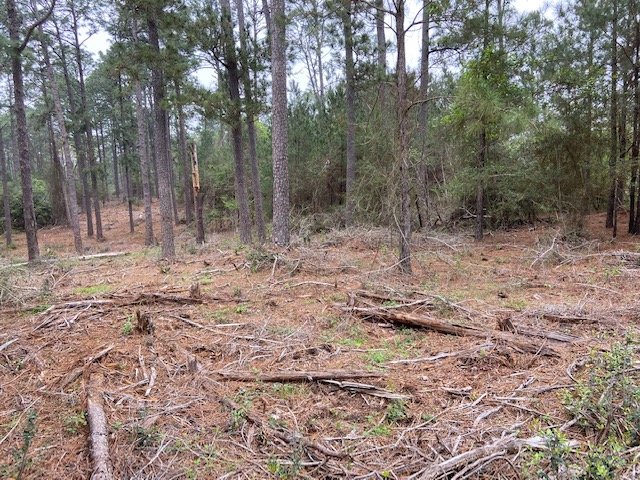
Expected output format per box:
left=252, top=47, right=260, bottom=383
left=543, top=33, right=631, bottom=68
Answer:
left=221, top=397, right=345, bottom=458
left=217, top=370, right=382, bottom=382
left=345, top=306, right=558, bottom=356
left=86, top=372, right=113, bottom=480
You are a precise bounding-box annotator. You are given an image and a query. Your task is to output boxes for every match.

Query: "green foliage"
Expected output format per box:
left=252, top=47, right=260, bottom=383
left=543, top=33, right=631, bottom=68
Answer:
left=525, top=429, right=573, bottom=478
left=122, top=317, right=134, bottom=336
left=63, top=411, right=87, bottom=434
left=562, top=343, right=640, bottom=443
left=3, top=179, right=53, bottom=230
left=384, top=400, right=408, bottom=424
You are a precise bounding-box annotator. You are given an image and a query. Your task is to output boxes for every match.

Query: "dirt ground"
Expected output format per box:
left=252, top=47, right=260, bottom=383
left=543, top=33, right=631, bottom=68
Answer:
left=1, top=202, right=639, bottom=479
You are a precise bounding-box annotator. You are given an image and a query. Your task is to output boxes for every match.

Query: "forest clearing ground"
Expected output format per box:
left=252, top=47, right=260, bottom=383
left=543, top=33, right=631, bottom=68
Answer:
left=1, top=201, right=640, bottom=479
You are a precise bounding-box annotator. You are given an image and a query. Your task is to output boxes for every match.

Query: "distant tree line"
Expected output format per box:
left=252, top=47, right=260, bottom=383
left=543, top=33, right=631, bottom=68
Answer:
left=1, top=0, right=639, bottom=272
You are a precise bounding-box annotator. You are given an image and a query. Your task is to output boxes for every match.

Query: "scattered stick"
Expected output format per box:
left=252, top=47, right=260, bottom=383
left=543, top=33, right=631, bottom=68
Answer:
left=221, top=397, right=346, bottom=458
left=144, top=367, right=157, bottom=397
left=0, top=338, right=18, bottom=353
left=387, top=344, right=495, bottom=365
left=217, top=370, right=382, bottom=382
left=58, top=344, right=114, bottom=389
left=320, top=380, right=411, bottom=400
left=86, top=372, right=114, bottom=480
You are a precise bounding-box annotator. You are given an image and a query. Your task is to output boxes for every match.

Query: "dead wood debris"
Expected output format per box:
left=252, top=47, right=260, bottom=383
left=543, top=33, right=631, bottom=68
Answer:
left=86, top=372, right=114, bottom=480
left=343, top=292, right=558, bottom=356
left=58, top=344, right=114, bottom=389
left=220, top=397, right=346, bottom=459
left=320, top=380, right=410, bottom=400
left=217, top=370, right=382, bottom=382
left=417, top=434, right=580, bottom=480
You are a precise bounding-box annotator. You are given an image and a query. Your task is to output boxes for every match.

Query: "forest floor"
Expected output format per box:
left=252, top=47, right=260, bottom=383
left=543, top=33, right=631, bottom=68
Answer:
left=1, top=201, right=640, bottom=479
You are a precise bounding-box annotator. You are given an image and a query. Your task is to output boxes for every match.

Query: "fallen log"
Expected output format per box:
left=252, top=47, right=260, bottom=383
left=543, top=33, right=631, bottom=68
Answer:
left=86, top=372, right=114, bottom=480
left=221, top=397, right=345, bottom=458
left=345, top=306, right=558, bottom=356
left=217, top=370, right=382, bottom=382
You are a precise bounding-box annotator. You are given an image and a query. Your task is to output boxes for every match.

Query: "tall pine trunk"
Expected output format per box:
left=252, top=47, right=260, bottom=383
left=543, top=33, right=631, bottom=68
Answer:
left=416, top=0, right=431, bottom=230
left=148, top=13, right=176, bottom=259
left=6, top=0, right=41, bottom=262
left=270, top=0, right=290, bottom=246
left=396, top=0, right=411, bottom=273
left=375, top=0, right=386, bottom=72
left=606, top=0, right=619, bottom=231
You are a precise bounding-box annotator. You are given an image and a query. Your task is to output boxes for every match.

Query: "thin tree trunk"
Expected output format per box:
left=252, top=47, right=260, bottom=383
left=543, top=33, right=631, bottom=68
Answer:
left=416, top=0, right=430, bottom=230
left=0, top=128, right=12, bottom=247
left=97, top=123, right=110, bottom=203
left=166, top=113, right=179, bottom=225
left=344, top=0, right=357, bottom=226
left=236, top=0, right=266, bottom=242
left=134, top=76, right=155, bottom=245
left=270, top=0, right=290, bottom=246
left=148, top=12, right=175, bottom=259
left=175, top=82, right=193, bottom=224
left=42, top=76, right=69, bottom=226
left=396, top=0, right=411, bottom=273
left=476, top=0, right=490, bottom=242
left=629, top=22, right=639, bottom=234
left=125, top=163, right=134, bottom=234
left=476, top=131, right=486, bottom=241
left=606, top=0, right=619, bottom=230
left=375, top=0, right=386, bottom=73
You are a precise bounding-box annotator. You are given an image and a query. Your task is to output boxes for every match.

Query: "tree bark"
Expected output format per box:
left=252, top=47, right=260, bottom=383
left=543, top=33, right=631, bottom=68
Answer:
left=41, top=38, right=83, bottom=254
left=148, top=11, right=176, bottom=259
left=236, top=0, right=266, bottom=242
left=416, top=0, right=431, bottom=230
left=6, top=0, right=42, bottom=262
left=343, top=0, right=357, bottom=226
left=396, top=0, right=411, bottom=273
left=375, top=0, right=386, bottom=73
left=0, top=127, right=12, bottom=247
left=606, top=0, right=618, bottom=231
left=270, top=0, right=291, bottom=246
